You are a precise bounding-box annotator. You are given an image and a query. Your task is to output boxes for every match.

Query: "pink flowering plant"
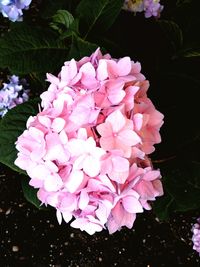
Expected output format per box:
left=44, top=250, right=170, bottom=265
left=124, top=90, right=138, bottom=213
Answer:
left=0, top=0, right=200, bottom=255
left=13, top=49, right=164, bottom=234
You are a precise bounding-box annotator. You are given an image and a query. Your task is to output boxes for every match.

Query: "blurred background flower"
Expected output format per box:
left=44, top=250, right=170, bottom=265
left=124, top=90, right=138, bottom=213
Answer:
left=0, top=0, right=32, bottom=21
left=123, top=0, right=163, bottom=18
left=192, top=218, right=200, bottom=255
left=0, top=75, right=29, bottom=117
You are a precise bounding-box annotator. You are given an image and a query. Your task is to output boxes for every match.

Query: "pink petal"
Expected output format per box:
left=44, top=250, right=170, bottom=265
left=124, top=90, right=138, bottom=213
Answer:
left=117, top=57, right=132, bottom=76
left=108, top=88, right=125, bottom=105
left=46, top=192, right=59, bottom=207
left=69, top=106, right=90, bottom=126
left=96, top=204, right=109, bottom=225
left=30, top=145, right=46, bottom=162
left=133, top=113, right=143, bottom=131
left=152, top=180, right=164, bottom=197
left=131, top=62, right=141, bottom=74
left=111, top=202, right=125, bottom=225
left=83, top=156, right=101, bottom=177
left=98, top=175, right=116, bottom=192
left=29, top=178, right=43, bottom=188
left=44, top=174, right=63, bottom=192
left=99, top=136, right=115, bottom=151
left=46, top=73, right=60, bottom=85
left=83, top=221, right=103, bottom=235
left=96, top=122, right=113, bottom=137
left=143, top=170, right=160, bottom=181
left=59, top=130, right=68, bottom=145
left=62, top=211, right=73, bottom=223
left=65, top=170, right=84, bottom=193
left=118, top=129, right=141, bottom=146
left=61, top=59, right=77, bottom=83
left=107, top=80, right=125, bottom=105
left=44, top=160, right=58, bottom=173
left=111, top=202, right=136, bottom=229
left=106, top=110, right=126, bottom=133
left=96, top=59, right=108, bottom=81
left=79, top=62, right=96, bottom=77
left=67, top=139, right=85, bottom=156
left=107, top=60, right=118, bottom=77
left=28, top=164, right=50, bottom=180
left=135, top=181, right=156, bottom=200
left=44, top=133, right=69, bottom=163
left=71, top=218, right=102, bottom=235
left=60, top=194, right=77, bottom=211
left=122, top=212, right=136, bottom=229
left=14, top=155, right=30, bottom=171
left=122, top=196, right=143, bottom=213
left=107, top=216, right=121, bottom=234
left=51, top=118, right=65, bottom=133
left=109, top=156, right=129, bottom=184
left=56, top=210, right=62, bottom=225
left=38, top=116, right=51, bottom=128
left=73, top=155, right=86, bottom=170
left=29, top=126, right=44, bottom=139
left=79, top=190, right=89, bottom=210
left=77, top=128, right=88, bottom=140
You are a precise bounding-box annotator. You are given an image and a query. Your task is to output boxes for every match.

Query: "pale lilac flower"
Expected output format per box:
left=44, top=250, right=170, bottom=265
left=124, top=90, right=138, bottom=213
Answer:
left=0, top=0, right=32, bottom=21
left=143, top=0, right=163, bottom=18
left=192, top=218, right=200, bottom=255
left=0, top=75, right=29, bottom=117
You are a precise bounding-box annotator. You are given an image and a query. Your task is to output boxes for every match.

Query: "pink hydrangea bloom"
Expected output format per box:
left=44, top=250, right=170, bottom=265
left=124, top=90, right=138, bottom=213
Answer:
left=15, top=48, right=164, bottom=235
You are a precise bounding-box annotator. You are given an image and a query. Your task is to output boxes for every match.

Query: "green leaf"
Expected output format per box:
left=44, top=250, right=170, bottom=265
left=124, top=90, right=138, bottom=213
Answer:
left=67, top=35, right=98, bottom=60
left=40, top=0, right=75, bottom=19
left=60, top=19, right=80, bottom=40
left=21, top=176, right=42, bottom=209
left=176, top=0, right=192, bottom=6
left=181, top=49, right=200, bottom=58
left=153, top=193, right=175, bottom=221
left=29, top=72, right=47, bottom=89
left=0, top=99, right=39, bottom=172
left=76, top=0, right=124, bottom=38
left=165, top=162, right=200, bottom=211
left=158, top=20, right=183, bottom=53
left=50, top=10, right=74, bottom=33
left=153, top=161, right=200, bottom=220
left=0, top=24, right=68, bottom=75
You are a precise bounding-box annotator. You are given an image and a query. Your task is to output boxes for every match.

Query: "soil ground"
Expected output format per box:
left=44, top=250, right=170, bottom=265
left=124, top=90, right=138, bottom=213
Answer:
left=0, top=165, right=200, bottom=267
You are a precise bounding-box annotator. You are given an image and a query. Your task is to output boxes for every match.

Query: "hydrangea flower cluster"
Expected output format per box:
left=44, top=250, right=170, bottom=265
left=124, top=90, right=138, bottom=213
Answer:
left=0, top=75, right=29, bottom=117
left=0, top=0, right=32, bottom=22
left=15, top=49, right=164, bottom=235
left=192, top=218, right=200, bottom=255
left=123, top=0, right=163, bottom=18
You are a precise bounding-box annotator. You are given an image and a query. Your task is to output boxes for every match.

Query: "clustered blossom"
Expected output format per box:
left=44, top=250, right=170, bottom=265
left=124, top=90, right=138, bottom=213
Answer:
left=0, top=75, right=29, bottom=117
left=123, top=0, right=163, bottom=18
left=192, top=218, right=200, bottom=255
left=15, top=49, right=164, bottom=235
left=0, top=0, right=32, bottom=22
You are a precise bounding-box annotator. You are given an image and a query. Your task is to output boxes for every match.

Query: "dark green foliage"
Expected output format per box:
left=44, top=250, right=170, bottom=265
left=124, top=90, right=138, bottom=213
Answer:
left=0, top=25, right=68, bottom=75
left=76, top=0, right=124, bottom=37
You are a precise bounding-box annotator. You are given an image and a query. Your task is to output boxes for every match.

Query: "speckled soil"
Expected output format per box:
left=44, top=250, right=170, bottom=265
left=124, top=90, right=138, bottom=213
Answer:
left=0, top=165, right=200, bottom=267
